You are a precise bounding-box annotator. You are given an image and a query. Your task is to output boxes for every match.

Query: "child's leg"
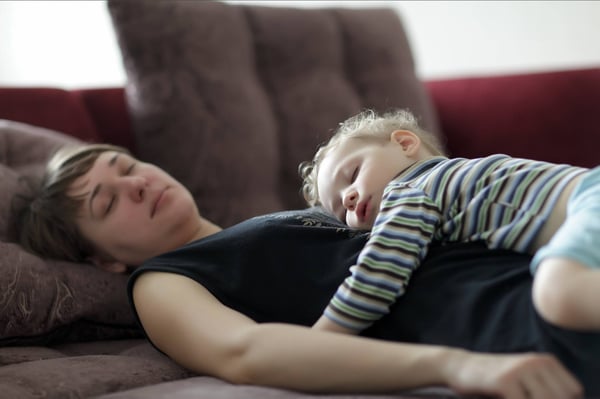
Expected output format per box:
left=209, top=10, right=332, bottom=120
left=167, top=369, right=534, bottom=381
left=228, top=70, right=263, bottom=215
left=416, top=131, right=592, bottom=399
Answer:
left=531, top=167, right=600, bottom=330
left=533, top=257, right=600, bottom=330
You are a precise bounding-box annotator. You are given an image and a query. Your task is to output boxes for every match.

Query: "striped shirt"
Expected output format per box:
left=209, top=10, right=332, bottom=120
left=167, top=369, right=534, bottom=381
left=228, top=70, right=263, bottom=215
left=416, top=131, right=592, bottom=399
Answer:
left=324, top=154, right=587, bottom=331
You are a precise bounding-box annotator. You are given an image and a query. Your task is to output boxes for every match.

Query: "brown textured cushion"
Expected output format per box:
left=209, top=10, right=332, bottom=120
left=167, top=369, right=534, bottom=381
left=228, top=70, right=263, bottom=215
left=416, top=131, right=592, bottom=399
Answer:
left=108, top=1, right=440, bottom=227
left=0, top=120, right=140, bottom=346
left=0, top=340, right=192, bottom=399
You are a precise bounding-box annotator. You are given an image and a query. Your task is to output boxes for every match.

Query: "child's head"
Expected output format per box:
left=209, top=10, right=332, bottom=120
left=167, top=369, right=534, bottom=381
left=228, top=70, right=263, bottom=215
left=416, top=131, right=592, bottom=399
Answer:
left=18, top=143, right=217, bottom=271
left=300, top=109, right=445, bottom=228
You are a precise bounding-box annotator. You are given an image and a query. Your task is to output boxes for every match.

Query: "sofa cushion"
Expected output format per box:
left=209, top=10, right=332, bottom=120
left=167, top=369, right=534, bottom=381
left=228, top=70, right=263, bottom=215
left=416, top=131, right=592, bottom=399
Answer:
left=108, top=1, right=440, bottom=227
left=0, top=120, right=140, bottom=346
left=0, top=340, right=191, bottom=399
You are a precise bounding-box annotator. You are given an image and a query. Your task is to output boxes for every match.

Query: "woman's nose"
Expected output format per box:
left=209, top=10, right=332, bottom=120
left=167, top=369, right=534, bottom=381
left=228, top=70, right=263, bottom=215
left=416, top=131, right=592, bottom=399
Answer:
left=121, top=176, right=147, bottom=202
left=343, top=190, right=358, bottom=211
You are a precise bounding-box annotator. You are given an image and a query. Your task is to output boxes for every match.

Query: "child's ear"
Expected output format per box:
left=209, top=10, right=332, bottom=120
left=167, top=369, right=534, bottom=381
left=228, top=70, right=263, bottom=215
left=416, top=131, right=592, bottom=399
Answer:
left=88, top=256, right=128, bottom=274
left=390, top=130, right=421, bottom=155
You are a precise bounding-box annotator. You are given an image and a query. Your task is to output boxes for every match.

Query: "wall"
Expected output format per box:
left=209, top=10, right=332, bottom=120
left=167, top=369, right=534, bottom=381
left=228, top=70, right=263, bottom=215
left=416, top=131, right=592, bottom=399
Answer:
left=0, top=0, right=598, bottom=88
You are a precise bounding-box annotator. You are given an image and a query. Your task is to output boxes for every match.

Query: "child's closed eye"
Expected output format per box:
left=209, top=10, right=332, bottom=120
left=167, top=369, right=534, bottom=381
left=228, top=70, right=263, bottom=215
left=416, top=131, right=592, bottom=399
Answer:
left=350, top=166, right=359, bottom=183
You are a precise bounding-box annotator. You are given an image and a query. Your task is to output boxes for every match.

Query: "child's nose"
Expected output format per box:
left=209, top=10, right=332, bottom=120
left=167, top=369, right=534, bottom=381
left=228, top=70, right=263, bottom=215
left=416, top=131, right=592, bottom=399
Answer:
left=343, top=190, right=358, bottom=211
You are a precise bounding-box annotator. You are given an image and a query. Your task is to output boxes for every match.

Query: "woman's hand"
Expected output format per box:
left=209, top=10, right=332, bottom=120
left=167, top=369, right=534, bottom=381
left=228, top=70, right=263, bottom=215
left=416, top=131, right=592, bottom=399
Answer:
left=445, top=351, right=583, bottom=399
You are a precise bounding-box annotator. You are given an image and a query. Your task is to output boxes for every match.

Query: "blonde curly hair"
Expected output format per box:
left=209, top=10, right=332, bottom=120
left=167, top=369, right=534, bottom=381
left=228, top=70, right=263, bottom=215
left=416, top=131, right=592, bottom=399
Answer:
left=299, top=109, right=445, bottom=207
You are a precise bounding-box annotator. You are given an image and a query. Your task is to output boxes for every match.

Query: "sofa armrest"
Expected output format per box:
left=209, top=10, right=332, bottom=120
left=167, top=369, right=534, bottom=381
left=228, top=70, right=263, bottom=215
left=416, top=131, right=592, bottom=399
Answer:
left=426, top=68, right=600, bottom=167
left=0, top=88, right=100, bottom=143
left=73, top=88, right=135, bottom=152
left=0, top=87, right=135, bottom=154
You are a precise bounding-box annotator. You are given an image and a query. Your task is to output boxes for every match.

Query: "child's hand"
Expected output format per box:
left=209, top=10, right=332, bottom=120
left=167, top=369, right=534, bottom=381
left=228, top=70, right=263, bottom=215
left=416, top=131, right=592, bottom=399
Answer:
left=446, top=350, right=583, bottom=399
left=312, top=316, right=358, bottom=335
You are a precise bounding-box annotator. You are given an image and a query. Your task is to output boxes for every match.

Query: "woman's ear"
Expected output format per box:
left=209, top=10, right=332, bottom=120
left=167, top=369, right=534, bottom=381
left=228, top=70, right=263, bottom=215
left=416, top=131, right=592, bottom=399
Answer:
left=88, top=256, right=128, bottom=274
left=390, top=130, right=421, bottom=155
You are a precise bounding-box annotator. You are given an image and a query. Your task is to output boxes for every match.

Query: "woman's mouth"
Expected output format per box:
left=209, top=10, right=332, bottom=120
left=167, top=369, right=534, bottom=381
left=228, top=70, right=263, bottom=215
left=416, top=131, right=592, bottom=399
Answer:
left=151, top=188, right=168, bottom=218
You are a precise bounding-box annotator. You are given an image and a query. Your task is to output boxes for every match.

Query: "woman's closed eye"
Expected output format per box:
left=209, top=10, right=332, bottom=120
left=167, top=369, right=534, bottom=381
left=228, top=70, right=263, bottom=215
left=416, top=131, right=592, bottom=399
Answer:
left=105, top=196, right=115, bottom=216
left=104, top=162, right=137, bottom=216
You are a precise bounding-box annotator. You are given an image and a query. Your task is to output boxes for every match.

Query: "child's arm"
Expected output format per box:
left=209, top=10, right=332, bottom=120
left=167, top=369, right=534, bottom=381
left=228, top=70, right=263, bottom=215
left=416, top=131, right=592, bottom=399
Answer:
left=313, top=315, right=359, bottom=334
left=318, top=187, right=441, bottom=334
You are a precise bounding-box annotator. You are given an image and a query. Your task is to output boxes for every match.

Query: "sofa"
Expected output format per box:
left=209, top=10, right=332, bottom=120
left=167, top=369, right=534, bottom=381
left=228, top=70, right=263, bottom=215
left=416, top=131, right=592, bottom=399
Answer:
left=1, top=1, right=599, bottom=398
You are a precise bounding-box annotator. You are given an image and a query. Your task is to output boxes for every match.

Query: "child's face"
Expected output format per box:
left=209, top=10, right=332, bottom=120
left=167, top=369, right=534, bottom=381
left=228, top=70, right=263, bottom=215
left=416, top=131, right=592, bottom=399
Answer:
left=69, top=151, right=211, bottom=266
left=317, top=133, right=419, bottom=229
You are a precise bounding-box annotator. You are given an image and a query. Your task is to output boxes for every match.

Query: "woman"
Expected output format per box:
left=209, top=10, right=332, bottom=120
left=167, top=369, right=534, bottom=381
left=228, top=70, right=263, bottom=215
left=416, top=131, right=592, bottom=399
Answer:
left=17, top=144, right=588, bottom=398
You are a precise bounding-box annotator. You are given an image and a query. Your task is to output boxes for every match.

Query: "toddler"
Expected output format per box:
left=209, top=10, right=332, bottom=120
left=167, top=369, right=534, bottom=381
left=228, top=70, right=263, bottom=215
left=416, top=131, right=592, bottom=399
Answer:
left=301, top=109, right=600, bottom=334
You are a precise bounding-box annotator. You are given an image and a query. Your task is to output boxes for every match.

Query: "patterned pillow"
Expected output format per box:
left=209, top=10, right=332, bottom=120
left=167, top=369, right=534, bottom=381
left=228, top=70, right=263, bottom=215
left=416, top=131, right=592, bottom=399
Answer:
left=0, top=120, right=140, bottom=346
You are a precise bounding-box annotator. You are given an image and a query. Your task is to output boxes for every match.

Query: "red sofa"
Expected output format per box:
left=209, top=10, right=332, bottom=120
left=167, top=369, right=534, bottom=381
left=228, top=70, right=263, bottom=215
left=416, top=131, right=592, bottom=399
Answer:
left=2, top=67, right=599, bottom=169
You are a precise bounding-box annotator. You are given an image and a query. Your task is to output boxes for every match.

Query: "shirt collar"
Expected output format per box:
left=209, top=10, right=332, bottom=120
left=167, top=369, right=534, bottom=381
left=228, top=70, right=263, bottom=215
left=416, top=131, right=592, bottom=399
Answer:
left=393, top=156, right=448, bottom=181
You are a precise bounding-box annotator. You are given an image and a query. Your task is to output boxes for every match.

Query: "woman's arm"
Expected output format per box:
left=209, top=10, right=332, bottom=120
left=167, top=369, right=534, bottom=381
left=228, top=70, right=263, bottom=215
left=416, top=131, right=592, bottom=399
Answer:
left=133, top=272, right=582, bottom=398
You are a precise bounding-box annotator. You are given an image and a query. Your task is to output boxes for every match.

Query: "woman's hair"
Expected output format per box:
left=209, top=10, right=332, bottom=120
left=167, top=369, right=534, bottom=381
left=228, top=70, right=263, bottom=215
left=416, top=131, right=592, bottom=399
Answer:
left=17, top=143, right=130, bottom=262
left=299, top=109, right=445, bottom=207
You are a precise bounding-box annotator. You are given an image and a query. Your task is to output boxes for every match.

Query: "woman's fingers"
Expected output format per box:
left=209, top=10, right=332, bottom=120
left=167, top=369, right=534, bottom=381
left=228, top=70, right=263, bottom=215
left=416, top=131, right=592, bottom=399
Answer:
left=500, top=354, right=583, bottom=399
left=532, top=357, right=583, bottom=399
left=450, top=352, right=582, bottom=399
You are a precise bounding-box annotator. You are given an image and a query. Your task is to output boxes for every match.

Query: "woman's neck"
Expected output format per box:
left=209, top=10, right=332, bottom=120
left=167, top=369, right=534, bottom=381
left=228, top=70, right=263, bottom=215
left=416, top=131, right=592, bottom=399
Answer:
left=189, top=218, right=223, bottom=243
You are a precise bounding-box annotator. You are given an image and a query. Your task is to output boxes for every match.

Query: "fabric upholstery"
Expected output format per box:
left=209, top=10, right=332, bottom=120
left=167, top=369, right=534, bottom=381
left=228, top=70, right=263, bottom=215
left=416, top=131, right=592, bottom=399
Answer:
left=100, top=376, right=456, bottom=399
left=108, top=0, right=440, bottom=227
left=0, top=340, right=191, bottom=399
left=0, top=120, right=140, bottom=346
left=73, top=88, right=137, bottom=152
left=0, top=88, right=100, bottom=143
left=426, top=68, right=600, bottom=168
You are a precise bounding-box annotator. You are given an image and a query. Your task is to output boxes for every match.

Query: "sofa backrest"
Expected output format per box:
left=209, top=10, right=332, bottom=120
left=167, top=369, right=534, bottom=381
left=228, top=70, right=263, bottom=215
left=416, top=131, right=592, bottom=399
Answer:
left=1, top=1, right=599, bottom=230
left=107, top=1, right=440, bottom=227
left=427, top=67, right=600, bottom=168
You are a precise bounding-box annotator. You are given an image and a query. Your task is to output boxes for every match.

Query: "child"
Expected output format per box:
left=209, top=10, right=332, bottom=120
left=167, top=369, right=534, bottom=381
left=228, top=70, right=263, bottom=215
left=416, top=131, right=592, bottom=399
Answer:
left=300, top=108, right=600, bottom=335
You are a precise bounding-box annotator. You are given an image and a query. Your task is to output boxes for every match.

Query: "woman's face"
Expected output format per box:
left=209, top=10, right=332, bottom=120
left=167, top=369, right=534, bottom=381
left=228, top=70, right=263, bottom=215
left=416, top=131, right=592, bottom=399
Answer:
left=71, top=151, right=216, bottom=267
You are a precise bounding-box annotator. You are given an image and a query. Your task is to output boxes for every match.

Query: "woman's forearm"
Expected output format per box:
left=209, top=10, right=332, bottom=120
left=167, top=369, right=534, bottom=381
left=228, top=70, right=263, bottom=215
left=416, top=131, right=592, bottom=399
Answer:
left=234, top=323, right=582, bottom=399
left=135, top=273, right=582, bottom=398
left=235, top=322, right=456, bottom=392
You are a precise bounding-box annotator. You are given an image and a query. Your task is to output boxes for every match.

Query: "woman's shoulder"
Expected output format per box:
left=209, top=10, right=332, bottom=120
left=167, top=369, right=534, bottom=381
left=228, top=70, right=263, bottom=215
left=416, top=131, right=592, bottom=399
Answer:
left=141, top=207, right=365, bottom=264
left=203, top=207, right=359, bottom=240
left=249, top=207, right=349, bottom=229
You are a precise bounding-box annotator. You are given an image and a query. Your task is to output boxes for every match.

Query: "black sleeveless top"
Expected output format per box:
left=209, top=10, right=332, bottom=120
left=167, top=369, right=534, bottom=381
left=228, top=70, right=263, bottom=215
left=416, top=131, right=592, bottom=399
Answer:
left=130, top=208, right=368, bottom=326
left=128, top=208, right=600, bottom=394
